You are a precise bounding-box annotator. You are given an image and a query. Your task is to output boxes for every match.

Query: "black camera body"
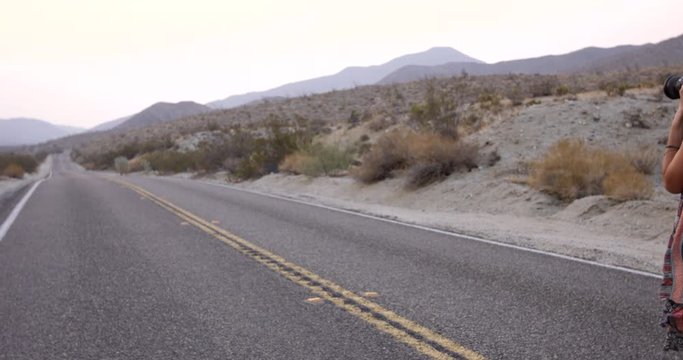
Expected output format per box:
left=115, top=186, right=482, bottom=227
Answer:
left=664, top=75, right=683, bottom=99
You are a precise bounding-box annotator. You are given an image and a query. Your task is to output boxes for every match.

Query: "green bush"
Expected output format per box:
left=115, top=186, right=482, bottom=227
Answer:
left=114, top=156, right=129, bottom=175
left=232, top=121, right=306, bottom=179
left=144, top=150, right=197, bottom=174
left=409, top=81, right=459, bottom=138
left=280, top=143, right=354, bottom=177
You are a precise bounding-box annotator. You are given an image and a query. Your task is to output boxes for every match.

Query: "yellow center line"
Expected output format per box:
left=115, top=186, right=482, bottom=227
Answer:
left=107, top=176, right=486, bottom=360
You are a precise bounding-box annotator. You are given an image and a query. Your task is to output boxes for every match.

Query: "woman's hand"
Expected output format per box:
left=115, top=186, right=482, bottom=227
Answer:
left=674, top=87, right=683, bottom=129
left=662, top=86, right=683, bottom=194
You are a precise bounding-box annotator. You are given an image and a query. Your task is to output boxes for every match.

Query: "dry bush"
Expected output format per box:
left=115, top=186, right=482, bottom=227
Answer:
left=406, top=163, right=445, bottom=188
left=602, top=168, right=653, bottom=201
left=353, top=131, right=478, bottom=187
left=352, top=132, right=410, bottom=183
left=406, top=133, right=478, bottom=188
left=279, top=152, right=312, bottom=175
left=529, top=139, right=653, bottom=201
left=0, top=153, right=39, bottom=174
left=3, top=163, right=25, bottom=179
left=625, top=144, right=658, bottom=175
left=367, top=117, right=391, bottom=132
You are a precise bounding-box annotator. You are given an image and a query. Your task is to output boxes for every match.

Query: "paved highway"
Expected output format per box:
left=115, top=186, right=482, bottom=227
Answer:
left=0, top=154, right=668, bottom=359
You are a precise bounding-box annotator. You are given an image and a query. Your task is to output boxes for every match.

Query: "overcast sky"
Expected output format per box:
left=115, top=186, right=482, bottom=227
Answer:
left=1, top=0, right=680, bottom=128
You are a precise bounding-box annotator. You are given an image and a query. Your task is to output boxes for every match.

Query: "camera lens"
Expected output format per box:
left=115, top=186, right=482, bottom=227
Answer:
left=664, top=75, right=683, bottom=99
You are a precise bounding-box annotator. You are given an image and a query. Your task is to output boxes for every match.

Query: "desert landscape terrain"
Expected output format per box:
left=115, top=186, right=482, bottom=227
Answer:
left=202, top=87, right=679, bottom=274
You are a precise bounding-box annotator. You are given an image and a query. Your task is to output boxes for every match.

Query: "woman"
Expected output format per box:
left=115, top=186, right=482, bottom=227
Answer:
left=660, top=85, right=683, bottom=351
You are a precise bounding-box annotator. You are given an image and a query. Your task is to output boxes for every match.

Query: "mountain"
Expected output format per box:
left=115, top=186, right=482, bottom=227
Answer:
left=0, top=118, right=85, bottom=146
left=208, top=47, right=483, bottom=109
left=379, top=34, right=683, bottom=84
left=90, top=115, right=131, bottom=132
left=116, top=101, right=211, bottom=130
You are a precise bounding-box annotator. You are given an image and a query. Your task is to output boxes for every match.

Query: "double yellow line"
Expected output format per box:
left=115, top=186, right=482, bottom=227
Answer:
left=109, top=177, right=486, bottom=360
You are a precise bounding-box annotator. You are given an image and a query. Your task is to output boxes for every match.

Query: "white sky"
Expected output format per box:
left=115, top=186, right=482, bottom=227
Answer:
left=0, top=0, right=680, bottom=128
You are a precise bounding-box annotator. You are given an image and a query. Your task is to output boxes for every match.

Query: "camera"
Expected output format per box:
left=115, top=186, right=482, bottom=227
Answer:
left=664, top=75, right=683, bottom=99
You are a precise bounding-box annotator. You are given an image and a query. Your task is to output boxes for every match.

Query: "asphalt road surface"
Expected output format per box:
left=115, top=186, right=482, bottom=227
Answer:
left=0, top=154, right=669, bottom=359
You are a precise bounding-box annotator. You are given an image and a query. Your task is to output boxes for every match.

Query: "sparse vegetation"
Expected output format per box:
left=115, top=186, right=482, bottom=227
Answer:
left=0, top=153, right=45, bottom=179
left=600, top=81, right=631, bottom=97
left=232, top=120, right=308, bottom=179
left=114, top=156, right=129, bottom=175
left=3, top=163, right=25, bottom=179
left=353, top=131, right=479, bottom=188
left=626, top=144, right=658, bottom=175
left=409, top=81, right=460, bottom=138
left=528, top=139, right=653, bottom=201
left=352, top=131, right=410, bottom=183
left=59, top=63, right=683, bottom=196
left=142, top=150, right=196, bottom=174
left=280, top=143, right=355, bottom=177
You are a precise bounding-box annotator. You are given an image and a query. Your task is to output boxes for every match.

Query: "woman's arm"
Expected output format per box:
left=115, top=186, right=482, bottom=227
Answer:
left=662, top=87, right=683, bottom=194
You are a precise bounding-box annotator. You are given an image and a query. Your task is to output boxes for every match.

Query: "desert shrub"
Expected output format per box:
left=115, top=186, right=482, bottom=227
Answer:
left=529, top=139, right=653, bottom=201
left=206, top=121, right=220, bottom=131
left=529, top=77, right=560, bottom=97
left=405, top=133, right=479, bottom=188
left=367, top=117, right=390, bottom=132
left=409, top=81, right=460, bottom=138
left=75, top=137, right=176, bottom=171
left=599, top=81, right=630, bottom=96
left=348, top=110, right=361, bottom=126
left=555, top=85, right=571, bottom=96
left=0, top=153, right=39, bottom=174
left=352, top=132, right=410, bottom=183
left=279, top=152, right=312, bottom=175
left=114, top=156, right=129, bottom=175
left=280, top=143, right=354, bottom=177
left=3, top=163, right=25, bottom=179
left=353, top=131, right=478, bottom=187
left=507, top=86, right=525, bottom=106
left=477, top=90, right=502, bottom=112
left=406, top=163, right=445, bottom=188
left=127, top=158, right=152, bottom=173
left=233, top=120, right=309, bottom=179
left=602, top=168, right=654, bottom=201
left=625, top=144, right=658, bottom=175
left=144, top=150, right=197, bottom=174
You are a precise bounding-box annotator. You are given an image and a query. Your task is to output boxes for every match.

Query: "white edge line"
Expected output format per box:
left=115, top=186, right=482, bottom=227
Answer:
left=0, top=178, right=45, bottom=242
left=189, top=179, right=661, bottom=280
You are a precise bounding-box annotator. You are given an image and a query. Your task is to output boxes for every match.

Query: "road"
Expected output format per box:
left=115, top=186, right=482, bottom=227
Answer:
left=0, top=154, right=668, bottom=359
